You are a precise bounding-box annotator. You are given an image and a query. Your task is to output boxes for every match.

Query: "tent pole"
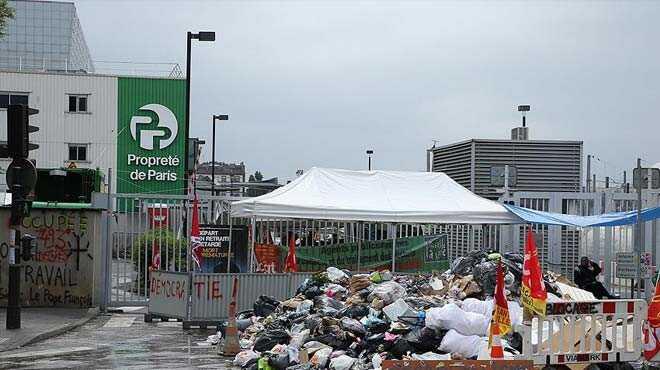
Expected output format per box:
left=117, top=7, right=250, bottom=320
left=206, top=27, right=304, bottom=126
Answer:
left=391, top=223, right=397, bottom=272
left=357, top=222, right=362, bottom=272
left=250, top=216, right=256, bottom=272
left=227, top=202, right=233, bottom=273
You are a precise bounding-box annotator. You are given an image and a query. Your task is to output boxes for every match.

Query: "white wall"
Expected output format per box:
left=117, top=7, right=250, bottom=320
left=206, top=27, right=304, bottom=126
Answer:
left=0, top=70, right=118, bottom=191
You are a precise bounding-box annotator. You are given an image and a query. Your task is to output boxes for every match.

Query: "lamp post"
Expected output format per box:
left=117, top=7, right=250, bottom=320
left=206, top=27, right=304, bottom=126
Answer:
left=184, top=31, right=215, bottom=197
left=366, top=150, right=374, bottom=171
left=211, top=114, right=229, bottom=216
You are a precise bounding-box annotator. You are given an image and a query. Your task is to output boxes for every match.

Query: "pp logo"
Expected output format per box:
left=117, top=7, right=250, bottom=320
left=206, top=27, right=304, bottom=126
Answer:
left=129, top=104, right=178, bottom=150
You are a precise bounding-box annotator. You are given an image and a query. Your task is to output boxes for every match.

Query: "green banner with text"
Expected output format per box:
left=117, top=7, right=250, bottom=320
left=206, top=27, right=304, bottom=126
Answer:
left=281, top=234, right=448, bottom=272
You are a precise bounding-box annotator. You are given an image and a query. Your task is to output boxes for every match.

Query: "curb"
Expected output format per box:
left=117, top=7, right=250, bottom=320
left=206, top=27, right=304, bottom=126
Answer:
left=2, top=307, right=100, bottom=352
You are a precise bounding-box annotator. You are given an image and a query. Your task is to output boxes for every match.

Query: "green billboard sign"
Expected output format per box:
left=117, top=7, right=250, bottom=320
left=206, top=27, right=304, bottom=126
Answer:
left=281, top=234, right=449, bottom=272
left=117, top=77, right=186, bottom=194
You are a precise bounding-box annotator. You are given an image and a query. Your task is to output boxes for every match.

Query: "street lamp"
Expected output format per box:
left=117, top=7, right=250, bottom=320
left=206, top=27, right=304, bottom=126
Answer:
left=211, top=114, right=229, bottom=215
left=184, top=31, right=216, bottom=196
left=366, top=150, right=374, bottom=171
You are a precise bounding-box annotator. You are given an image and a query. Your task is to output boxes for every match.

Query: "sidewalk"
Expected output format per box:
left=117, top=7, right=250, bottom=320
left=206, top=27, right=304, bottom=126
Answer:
left=0, top=307, right=99, bottom=352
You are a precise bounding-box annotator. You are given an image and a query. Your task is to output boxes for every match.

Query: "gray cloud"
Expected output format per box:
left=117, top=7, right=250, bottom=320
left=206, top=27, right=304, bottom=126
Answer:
left=76, top=0, right=660, bottom=184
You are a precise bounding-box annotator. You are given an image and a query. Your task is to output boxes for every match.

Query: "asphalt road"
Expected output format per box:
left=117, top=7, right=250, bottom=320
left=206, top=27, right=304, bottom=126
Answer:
left=0, top=311, right=234, bottom=369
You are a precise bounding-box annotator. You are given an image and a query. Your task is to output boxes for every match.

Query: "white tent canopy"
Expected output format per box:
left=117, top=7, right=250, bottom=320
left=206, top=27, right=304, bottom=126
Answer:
left=232, top=167, right=521, bottom=224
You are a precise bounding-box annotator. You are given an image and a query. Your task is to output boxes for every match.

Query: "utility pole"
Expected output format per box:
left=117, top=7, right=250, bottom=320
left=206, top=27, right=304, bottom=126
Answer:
left=635, top=158, right=642, bottom=298
left=586, top=154, right=591, bottom=192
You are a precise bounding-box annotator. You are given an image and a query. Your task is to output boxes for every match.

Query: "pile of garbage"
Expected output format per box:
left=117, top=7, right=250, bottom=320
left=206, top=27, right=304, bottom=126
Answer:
left=232, top=251, right=591, bottom=370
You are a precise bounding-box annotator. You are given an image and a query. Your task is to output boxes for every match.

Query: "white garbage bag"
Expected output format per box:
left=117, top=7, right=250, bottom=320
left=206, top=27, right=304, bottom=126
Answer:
left=425, top=303, right=490, bottom=336
left=411, top=352, right=451, bottom=360
left=439, top=329, right=486, bottom=359
left=460, top=299, right=523, bottom=327
left=327, top=267, right=349, bottom=283
left=290, top=329, right=310, bottom=349
left=383, top=298, right=416, bottom=322
left=329, top=355, right=356, bottom=370
left=369, top=281, right=406, bottom=305
left=233, top=350, right=259, bottom=367
left=372, top=353, right=383, bottom=370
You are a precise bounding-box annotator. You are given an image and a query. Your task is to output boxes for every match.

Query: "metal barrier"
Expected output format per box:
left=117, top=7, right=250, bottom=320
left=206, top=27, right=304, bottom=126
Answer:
left=521, top=299, right=646, bottom=365
left=190, top=272, right=313, bottom=321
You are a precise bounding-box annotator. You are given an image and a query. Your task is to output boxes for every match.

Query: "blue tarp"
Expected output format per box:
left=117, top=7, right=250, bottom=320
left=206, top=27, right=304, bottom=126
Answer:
left=503, top=204, right=660, bottom=227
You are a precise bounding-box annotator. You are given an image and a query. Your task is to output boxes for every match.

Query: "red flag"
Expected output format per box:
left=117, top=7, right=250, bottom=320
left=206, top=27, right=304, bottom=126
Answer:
left=649, top=279, right=660, bottom=328
left=492, top=260, right=511, bottom=336
left=644, top=321, right=660, bottom=360
left=521, top=226, right=547, bottom=316
left=284, top=232, right=298, bottom=272
left=190, top=195, right=203, bottom=269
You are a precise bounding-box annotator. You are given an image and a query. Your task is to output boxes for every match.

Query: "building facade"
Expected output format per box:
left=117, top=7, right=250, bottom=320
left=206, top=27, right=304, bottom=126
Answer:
left=196, top=162, right=246, bottom=197
left=0, top=0, right=94, bottom=73
left=0, top=70, right=186, bottom=195
left=431, top=133, right=583, bottom=200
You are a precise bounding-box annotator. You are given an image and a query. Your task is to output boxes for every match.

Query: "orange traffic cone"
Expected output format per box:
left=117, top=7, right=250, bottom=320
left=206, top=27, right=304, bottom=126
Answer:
left=490, top=322, right=504, bottom=359
left=219, top=277, right=240, bottom=357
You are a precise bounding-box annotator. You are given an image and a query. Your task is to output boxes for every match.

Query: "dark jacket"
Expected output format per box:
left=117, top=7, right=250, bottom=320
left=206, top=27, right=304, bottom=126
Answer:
left=574, top=262, right=601, bottom=288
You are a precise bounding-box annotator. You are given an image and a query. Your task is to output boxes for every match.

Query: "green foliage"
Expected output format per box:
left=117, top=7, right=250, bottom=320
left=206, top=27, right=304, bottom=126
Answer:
left=132, top=228, right=187, bottom=293
left=0, top=0, right=15, bottom=38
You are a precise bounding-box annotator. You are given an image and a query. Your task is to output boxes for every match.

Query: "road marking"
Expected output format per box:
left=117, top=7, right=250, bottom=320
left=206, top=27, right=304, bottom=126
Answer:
left=103, top=316, right=137, bottom=328
left=0, top=346, right=94, bottom=359
left=157, top=321, right=181, bottom=327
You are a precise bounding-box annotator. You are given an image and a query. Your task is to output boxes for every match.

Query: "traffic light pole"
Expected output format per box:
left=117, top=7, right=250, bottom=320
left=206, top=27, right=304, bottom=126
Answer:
left=6, top=228, right=21, bottom=330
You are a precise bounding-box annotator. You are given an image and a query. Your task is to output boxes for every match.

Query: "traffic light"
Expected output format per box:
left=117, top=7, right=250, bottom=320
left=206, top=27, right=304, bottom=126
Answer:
left=7, top=104, right=39, bottom=158
left=20, top=235, right=36, bottom=262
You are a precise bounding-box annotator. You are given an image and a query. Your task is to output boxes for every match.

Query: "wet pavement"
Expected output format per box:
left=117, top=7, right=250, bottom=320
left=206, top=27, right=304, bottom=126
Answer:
left=0, top=312, right=234, bottom=369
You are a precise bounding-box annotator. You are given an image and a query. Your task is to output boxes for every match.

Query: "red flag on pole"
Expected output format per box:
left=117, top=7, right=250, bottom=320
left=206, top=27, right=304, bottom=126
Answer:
left=191, top=195, right=203, bottom=269
left=521, top=226, right=547, bottom=316
left=648, top=278, right=660, bottom=328
left=284, top=232, right=298, bottom=272
left=491, top=260, right=511, bottom=336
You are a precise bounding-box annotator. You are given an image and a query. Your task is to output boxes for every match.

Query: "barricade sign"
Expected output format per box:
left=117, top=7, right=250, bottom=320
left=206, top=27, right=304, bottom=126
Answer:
left=616, top=252, right=636, bottom=278
left=522, top=299, right=646, bottom=365
left=382, top=360, right=533, bottom=370
left=148, top=270, right=190, bottom=319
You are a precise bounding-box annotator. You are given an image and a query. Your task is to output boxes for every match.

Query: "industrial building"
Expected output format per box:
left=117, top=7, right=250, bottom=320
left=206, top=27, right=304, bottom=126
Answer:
left=430, top=124, right=583, bottom=200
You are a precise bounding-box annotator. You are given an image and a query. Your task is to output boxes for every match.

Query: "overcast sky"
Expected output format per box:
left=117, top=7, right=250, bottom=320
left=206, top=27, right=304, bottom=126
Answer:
left=76, top=0, right=660, bottom=184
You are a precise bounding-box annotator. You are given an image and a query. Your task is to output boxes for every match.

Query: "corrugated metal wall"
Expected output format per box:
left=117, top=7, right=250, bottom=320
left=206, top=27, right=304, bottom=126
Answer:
left=0, top=71, right=118, bottom=191
left=431, top=139, right=582, bottom=200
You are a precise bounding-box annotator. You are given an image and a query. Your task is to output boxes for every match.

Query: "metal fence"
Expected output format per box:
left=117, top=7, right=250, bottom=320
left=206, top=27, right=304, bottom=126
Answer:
left=102, top=193, right=240, bottom=306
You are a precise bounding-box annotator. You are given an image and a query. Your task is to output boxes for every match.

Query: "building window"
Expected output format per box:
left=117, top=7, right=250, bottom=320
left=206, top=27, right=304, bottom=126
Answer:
left=68, top=95, right=88, bottom=112
left=0, top=93, right=29, bottom=109
left=68, top=144, right=88, bottom=161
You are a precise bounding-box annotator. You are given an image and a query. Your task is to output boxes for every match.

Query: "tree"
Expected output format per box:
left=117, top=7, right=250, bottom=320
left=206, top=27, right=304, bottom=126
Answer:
left=254, top=171, right=263, bottom=182
left=0, top=0, right=14, bottom=39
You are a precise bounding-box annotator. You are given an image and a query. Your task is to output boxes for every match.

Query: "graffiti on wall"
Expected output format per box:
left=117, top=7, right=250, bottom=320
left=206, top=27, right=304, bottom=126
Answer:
left=0, top=210, right=97, bottom=307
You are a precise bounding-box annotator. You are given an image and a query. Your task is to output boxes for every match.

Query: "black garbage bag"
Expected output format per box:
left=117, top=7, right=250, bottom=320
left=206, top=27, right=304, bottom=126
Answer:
left=304, top=286, right=323, bottom=299
left=406, top=327, right=444, bottom=352
left=339, top=304, right=369, bottom=319
left=312, top=333, right=351, bottom=349
left=268, top=353, right=290, bottom=370
left=287, top=311, right=308, bottom=322
left=364, top=319, right=389, bottom=334
left=390, top=337, right=413, bottom=358
left=246, top=361, right=259, bottom=370
left=305, top=315, right=322, bottom=332
left=314, top=295, right=345, bottom=311
left=506, top=331, right=522, bottom=353
left=340, top=317, right=366, bottom=336
left=254, top=295, right=280, bottom=317
left=473, top=260, right=498, bottom=296
left=236, top=310, right=255, bottom=320
left=450, top=250, right=488, bottom=276
left=364, top=333, right=391, bottom=353
left=296, top=278, right=314, bottom=295
left=253, top=329, right=290, bottom=352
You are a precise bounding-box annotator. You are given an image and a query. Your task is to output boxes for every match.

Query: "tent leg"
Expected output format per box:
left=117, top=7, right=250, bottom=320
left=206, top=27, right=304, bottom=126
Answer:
left=357, top=222, right=362, bottom=272
left=391, top=223, right=397, bottom=272
left=227, top=202, right=233, bottom=273
left=249, top=216, right=256, bottom=272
